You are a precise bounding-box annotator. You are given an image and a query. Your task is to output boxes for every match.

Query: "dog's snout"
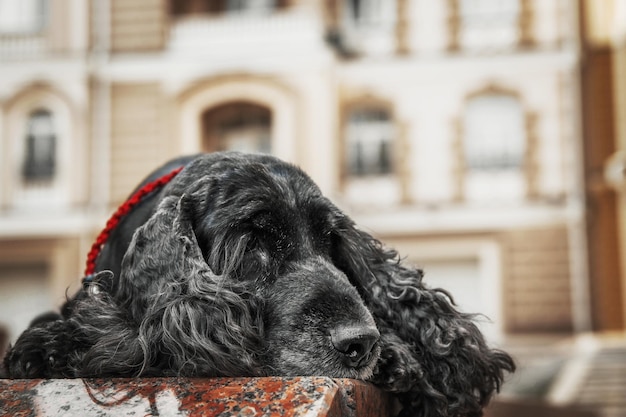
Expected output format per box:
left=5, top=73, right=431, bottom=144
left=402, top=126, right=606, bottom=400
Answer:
left=330, top=325, right=380, bottom=368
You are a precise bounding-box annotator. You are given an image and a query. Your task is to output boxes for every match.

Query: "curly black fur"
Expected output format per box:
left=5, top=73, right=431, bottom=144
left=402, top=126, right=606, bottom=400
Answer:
left=3, top=152, right=514, bottom=416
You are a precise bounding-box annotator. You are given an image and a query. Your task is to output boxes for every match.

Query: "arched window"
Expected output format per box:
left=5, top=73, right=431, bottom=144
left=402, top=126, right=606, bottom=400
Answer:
left=201, top=102, right=272, bottom=154
left=22, top=109, right=56, bottom=184
left=3, top=85, right=76, bottom=209
left=345, top=106, right=394, bottom=177
left=462, top=92, right=526, bottom=201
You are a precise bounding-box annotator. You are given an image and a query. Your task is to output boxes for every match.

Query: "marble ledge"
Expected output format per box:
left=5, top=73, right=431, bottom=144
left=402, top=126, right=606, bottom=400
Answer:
left=0, top=376, right=394, bottom=417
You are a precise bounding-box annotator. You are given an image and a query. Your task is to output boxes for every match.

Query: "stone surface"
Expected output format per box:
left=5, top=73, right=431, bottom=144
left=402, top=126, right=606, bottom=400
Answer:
left=0, top=377, right=393, bottom=417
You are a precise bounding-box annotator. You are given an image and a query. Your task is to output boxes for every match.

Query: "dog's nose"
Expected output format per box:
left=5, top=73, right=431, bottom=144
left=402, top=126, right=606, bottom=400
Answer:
left=330, top=325, right=380, bottom=367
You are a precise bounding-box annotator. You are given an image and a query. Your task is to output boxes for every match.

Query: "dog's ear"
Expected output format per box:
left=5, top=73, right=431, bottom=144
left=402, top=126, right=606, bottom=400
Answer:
left=75, top=194, right=265, bottom=377
left=332, top=225, right=515, bottom=417
left=118, top=195, right=203, bottom=304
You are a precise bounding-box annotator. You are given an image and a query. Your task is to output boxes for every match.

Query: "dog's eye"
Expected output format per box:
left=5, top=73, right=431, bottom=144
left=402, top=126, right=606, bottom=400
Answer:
left=249, top=211, right=290, bottom=252
left=318, top=228, right=332, bottom=245
left=251, top=211, right=274, bottom=231
left=251, top=212, right=281, bottom=240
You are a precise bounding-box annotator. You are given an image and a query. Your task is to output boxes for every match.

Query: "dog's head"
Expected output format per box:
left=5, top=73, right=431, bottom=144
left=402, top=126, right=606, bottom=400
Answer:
left=76, top=153, right=514, bottom=416
left=106, top=155, right=381, bottom=380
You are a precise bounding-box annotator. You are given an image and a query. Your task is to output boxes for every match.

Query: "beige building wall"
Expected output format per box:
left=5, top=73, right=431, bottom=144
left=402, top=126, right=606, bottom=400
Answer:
left=110, top=82, right=170, bottom=203
left=382, top=224, right=574, bottom=340
left=111, top=0, right=166, bottom=52
left=503, top=226, right=573, bottom=333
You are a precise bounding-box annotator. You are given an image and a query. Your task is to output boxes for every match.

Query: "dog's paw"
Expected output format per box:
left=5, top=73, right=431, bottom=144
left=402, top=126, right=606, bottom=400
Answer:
left=4, top=320, right=76, bottom=378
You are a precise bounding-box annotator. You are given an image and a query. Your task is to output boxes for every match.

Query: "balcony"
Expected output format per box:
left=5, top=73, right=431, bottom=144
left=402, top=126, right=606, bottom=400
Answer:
left=166, top=7, right=329, bottom=67
left=0, top=33, right=47, bottom=60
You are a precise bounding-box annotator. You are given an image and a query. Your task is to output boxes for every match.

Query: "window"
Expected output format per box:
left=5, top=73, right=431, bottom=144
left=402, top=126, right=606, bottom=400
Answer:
left=464, top=94, right=524, bottom=170
left=345, top=107, right=394, bottom=176
left=22, top=109, right=56, bottom=183
left=462, top=93, right=526, bottom=201
left=202, top=102, right=272, bottom=154
left=332, top=0, right=397, bottom=56
left=4, top=87, right=74, bottom=209
left=457, top=0, right=521, bottom=50
left=0, top=0, right=47, bottom=34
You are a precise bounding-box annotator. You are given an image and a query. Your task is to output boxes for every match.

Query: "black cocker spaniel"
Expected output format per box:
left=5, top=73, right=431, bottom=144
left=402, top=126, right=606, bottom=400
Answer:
left=3, top=152, right=515, bottom=417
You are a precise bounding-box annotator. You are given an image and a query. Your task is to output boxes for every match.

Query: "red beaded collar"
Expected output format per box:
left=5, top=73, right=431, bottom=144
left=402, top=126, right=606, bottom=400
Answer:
left=84, top=166, right=183, bottom=276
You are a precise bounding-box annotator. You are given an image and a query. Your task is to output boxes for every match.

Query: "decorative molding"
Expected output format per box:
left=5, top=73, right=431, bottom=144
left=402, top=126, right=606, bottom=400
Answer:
left=446, top=0, right=460, bottom=52
left=176, top=74, right=295, bottom=105
left=451, top=117, right=464, bottom=203
left=465, top=82, right=522, bottom=101
left=2, top=82, right=76, bottom=117
left=397, top=121, right=411, bottom=204
left=524, top=111, right=540, bottom=199
left=395, top=0, right=410, bottom=55
left=518, top=0, right=536, bottom=48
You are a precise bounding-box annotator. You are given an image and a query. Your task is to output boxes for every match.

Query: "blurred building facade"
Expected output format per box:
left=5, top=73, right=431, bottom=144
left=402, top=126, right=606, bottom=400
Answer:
left=0, top=0, right=624, bottom=360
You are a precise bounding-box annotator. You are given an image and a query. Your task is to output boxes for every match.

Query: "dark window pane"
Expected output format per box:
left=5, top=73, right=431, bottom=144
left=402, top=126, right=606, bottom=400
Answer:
left=22, top=109, right=56, bottom=182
